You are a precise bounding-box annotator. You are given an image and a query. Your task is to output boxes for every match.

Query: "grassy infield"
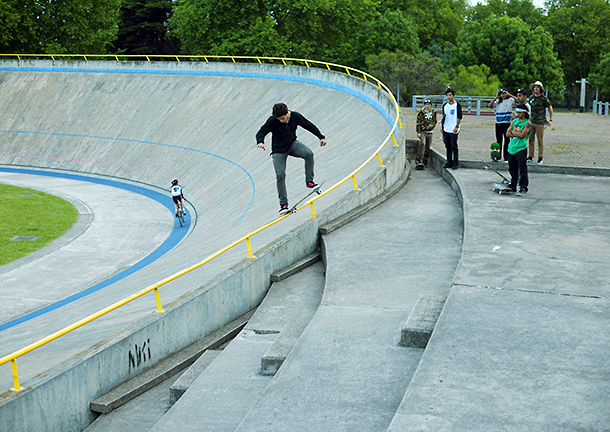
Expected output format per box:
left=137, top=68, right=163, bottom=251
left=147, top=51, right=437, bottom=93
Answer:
left=0, top=184, right=78, bottom=266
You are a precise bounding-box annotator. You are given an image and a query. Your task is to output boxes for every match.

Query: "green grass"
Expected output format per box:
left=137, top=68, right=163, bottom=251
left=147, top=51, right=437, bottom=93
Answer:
left=0, top=184, right=79, bottom=266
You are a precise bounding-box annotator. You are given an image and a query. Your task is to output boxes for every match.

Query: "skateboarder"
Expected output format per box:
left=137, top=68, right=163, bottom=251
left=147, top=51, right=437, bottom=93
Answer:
left=506, top=103, right=532, bottom=195
left=415, top=98, right=437, bottom=169
left=256, top=103, right=327, bottom=213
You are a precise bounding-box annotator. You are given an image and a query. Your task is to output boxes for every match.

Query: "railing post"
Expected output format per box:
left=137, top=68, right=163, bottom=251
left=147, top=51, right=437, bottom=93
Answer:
left=477, top=100, right=481, bottom=116
left=154, top=288, right=164, bottom=313
left=246, top=237, right=254, bottom=258
left=376, top=153, right=384, bottom=167
left=351, top=175, right=359, bottom=190
left=310, top=202, right=317, bottom=219
left=11, top=359, right=21, bottom=392
left=412, top=95, right=417, bottom=112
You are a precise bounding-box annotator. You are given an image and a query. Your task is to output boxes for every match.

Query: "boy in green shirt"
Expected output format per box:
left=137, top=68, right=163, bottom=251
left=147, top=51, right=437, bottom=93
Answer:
left=506, top=103, right=532, bottom=195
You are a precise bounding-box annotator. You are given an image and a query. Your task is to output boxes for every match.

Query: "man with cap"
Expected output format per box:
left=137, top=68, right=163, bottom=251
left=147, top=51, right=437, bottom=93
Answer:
left=512, top=88, right=531, bottom=116
left=415, top=98, right=437, bottom=169
left=528, top=80, right=553, bottom=164
left=488, top=87, right=516, bottom=161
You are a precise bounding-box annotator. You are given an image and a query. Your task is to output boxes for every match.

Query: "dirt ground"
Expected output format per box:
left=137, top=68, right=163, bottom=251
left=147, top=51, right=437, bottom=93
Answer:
left=400, top=109, right=610, bottom=168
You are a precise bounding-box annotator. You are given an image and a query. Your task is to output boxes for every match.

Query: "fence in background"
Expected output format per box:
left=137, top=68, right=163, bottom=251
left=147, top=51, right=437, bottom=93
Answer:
left=412, top=95, right=495, bottom=115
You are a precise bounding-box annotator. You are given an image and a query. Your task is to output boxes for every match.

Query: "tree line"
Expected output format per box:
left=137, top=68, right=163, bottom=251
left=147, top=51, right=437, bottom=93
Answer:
left=1, top=0, right=609, bottom=105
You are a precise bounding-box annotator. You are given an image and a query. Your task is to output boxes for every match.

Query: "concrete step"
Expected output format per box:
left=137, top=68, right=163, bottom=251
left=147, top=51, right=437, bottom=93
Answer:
left=90, top=309, right=254, bottom=414
left=149, top=261, right=326, bottom=432
left=399, top=295, right=446, bottom=348
left=169, top=349, right=221, bottom=404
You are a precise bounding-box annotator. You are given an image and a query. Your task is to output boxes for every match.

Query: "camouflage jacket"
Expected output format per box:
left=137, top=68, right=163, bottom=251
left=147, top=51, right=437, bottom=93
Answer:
left=416, top=108, right=437, bottom=133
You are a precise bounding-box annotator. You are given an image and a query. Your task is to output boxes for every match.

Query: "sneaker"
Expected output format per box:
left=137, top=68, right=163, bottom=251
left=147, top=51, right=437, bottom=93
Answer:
left=415, top=160, right=425, bottom=170
left=537, top=158, right=543, bottom=164
left=443, top=162, right=452, bottom=169
left=306, top=182, right=318, bottom=189
left=526, top=157, right=533, bottom=163
left=279, top=204, right=289, bottom=214
left=516, top=187, right=528, bottom=196
left=452, top=162, right=459, bottom=170
left=183, top=210, right=187, bottom=216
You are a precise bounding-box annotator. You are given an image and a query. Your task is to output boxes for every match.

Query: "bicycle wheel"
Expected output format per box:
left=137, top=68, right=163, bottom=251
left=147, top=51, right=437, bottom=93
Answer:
left=177, top=212, right=184, bottom=227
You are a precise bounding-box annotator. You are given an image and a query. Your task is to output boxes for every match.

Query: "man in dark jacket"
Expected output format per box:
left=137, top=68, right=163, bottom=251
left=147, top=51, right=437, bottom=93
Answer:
left=256, top=103, right=327, bottom=213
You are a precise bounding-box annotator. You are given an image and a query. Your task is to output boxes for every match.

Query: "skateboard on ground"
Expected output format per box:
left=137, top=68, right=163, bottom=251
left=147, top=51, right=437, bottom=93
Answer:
left=490, top=142, right=501, bottom=162
left=492, top=182, right=513, bottom=194
left=415, top=160, right=425, bottom=170
left=280, top=182, right=324, bottom=216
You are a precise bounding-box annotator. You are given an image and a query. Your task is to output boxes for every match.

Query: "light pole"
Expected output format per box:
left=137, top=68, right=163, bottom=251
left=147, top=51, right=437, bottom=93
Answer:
left=576, top=78, right=589, bottom=113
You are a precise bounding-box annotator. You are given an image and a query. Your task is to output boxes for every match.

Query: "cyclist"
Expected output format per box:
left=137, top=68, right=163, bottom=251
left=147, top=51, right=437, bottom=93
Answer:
left=170, top=179, right=186, bottom=216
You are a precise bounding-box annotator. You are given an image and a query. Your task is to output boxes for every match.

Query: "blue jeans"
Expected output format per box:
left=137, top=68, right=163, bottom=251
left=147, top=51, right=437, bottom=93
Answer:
left=272, top=140, right=314, bottom=207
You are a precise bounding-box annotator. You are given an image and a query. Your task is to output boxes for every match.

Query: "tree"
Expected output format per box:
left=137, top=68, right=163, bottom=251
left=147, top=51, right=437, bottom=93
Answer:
left=451, top=15, right=564, bottom=100
left=113, top=0, right=179, bottom=55
left=380, top=0, right=468, bottom=48
left=348, top=9, right=419, bottom=70
left=0, top=0, right=121, bottom=54
left=170, top=0, right=377, bottom=63
left=365, top=50, right=446, bottom=105
left=170, top=0, right=289, bottom=57
left=445, top=64, right=502, bottom=96
left=466, top=0, right=546, bottom=28
left=545, top=0, right=610, bottom=103
left=589, top=52, right=610, bottom=101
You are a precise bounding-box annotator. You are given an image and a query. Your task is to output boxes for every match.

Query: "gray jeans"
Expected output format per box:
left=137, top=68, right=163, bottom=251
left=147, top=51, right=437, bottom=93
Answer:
left=272, top=139, right=314, bottom=207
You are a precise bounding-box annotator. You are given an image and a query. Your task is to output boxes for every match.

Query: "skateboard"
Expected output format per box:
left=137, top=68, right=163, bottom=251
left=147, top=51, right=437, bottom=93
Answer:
left=492, top=182, right=513, bottom=194
left=490, top=142, right=501, bottom=161
left=280, top=182, right=324, bottom=216
left=480, top=158, right=511, bottom=185
left=415, top=160, right=425, bottom=170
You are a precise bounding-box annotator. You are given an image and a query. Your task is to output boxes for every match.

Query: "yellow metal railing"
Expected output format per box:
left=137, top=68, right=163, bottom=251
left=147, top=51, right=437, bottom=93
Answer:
left=0, top=54, right=403, bottom=392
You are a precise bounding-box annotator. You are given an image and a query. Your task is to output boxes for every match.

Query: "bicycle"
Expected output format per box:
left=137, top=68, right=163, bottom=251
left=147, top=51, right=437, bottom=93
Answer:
left=175, top=207, right=185, bottom=227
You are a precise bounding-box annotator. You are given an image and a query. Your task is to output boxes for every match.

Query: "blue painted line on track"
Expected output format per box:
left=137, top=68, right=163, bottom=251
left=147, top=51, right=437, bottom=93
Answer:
left=0, top=167, right=188, bottom=333
left=0, top=66, right=395, bottom=126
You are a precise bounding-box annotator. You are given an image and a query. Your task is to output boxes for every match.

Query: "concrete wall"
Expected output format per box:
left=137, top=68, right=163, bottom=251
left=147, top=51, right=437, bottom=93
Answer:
left=0, top=60, right=405, bottom=431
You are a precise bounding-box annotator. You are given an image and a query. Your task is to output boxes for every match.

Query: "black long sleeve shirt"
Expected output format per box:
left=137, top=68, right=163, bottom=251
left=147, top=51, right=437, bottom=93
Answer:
left=255, top=111, right=325, bottom=154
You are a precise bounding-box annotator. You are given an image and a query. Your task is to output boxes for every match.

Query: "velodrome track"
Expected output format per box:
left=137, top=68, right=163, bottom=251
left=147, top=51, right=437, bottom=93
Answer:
left=0, top=61, right=398, bottom=393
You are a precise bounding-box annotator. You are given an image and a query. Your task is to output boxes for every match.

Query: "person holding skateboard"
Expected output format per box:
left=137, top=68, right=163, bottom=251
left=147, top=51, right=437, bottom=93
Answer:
left=488, top=87, right=515, bottom=162
left=256, top=103, right=327, bottom=214
left=506, top=103, right=532, bottom=195
left=415, top=98, right=437, bottom=169
left=441, top=88, right=462, bottom=169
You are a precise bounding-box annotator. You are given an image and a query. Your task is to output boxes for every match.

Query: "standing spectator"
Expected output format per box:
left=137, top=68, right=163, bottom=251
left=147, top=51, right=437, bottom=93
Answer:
left=442, top=88, right=462, bottom=169
left=488, top=88, right=515, bottom=161
left=528, top=81, right=554, bottom=164
left=513, top=88, right=531, bottom=116
left=506, top=103, right=532, bottom=195
left=415, top=98, right=437, bottom=169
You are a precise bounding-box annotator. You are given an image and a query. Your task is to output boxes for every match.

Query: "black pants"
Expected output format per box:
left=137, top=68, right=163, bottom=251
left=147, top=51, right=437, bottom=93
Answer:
left=508, top=149, right=528, bottom=190
left=495, top=123, right=510, bottom=161
left=443, top=132, right=459, bottom=166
